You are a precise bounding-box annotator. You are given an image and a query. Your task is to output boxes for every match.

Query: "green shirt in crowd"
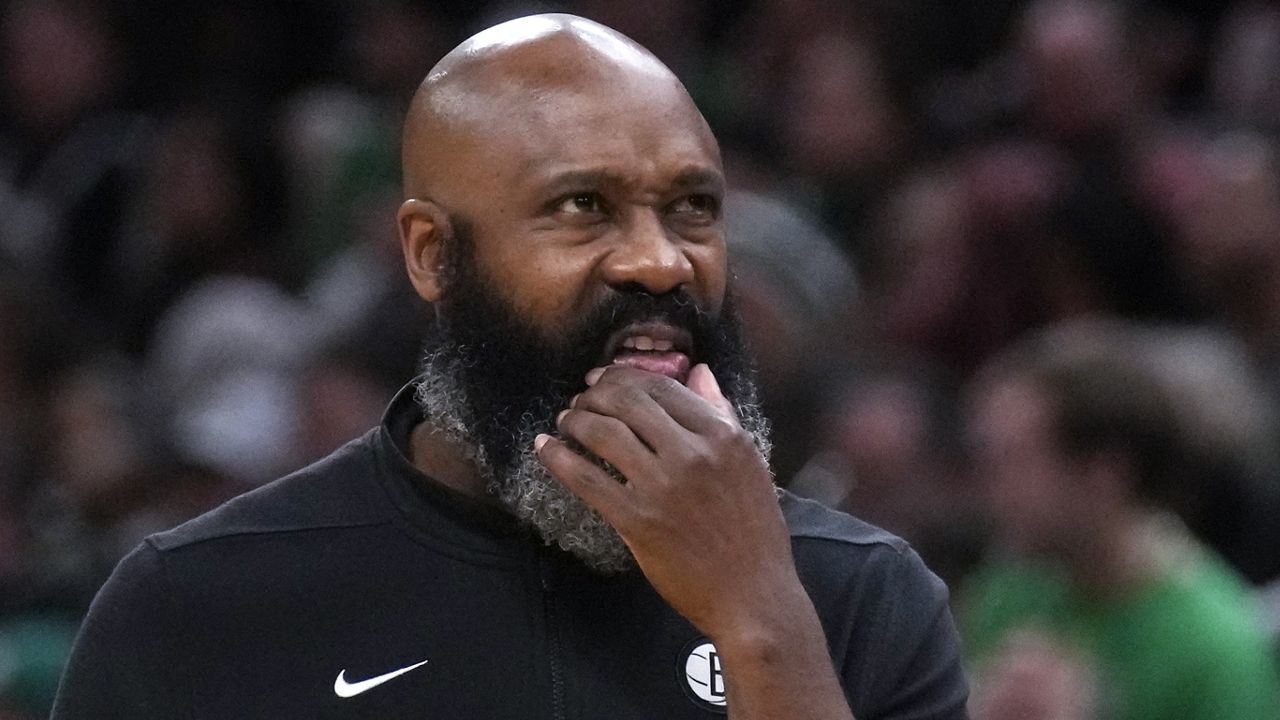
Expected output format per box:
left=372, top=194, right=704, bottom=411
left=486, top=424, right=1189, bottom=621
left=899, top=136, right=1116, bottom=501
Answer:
left=963, top=543, right=1280, bottom=720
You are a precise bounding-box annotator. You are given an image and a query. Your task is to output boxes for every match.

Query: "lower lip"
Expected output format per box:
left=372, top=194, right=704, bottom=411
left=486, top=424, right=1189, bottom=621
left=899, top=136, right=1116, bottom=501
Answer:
left=612, top=351, right=692, bottom=383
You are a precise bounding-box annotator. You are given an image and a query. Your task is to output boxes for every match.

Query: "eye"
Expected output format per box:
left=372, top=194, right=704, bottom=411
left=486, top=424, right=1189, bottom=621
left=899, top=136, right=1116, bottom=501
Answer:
left=554, top=193, right=607, bottom=216
left=668, top=193, right=720, bottom=222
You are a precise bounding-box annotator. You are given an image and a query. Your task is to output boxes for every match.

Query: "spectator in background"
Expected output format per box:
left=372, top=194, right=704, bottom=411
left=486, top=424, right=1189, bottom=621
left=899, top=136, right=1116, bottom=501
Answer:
left=961, top=320, right=1279, bottom=720
left=863, top=165, right=979, bottom=370
left=115, top=108, right=286, bottom=353
left=1039, top=159, right=1203, bottom=324
left=1159, top=130, right=1280, bottom=386
left=291, top=338, right=399, bottom=467
left=775, top=26, right=908, bottom=246
left=714, top=0, right=912, bottom=251
left=864, top=147, right=1067, bottom=374
left=1016, top=0, right=1149, bottom=147
left=144, top=276, right=315, bottom=486
left=278, top=0, right=447, bottom=280
left=0, top=0, right=150, bottom=348
left=1211, top=3, right=1280, bottom=127
left=721, top=189, right=859, bottom=485
left=1135, top=325, right=1280, bottom=587
left=791, top=359, right=985, bottom=590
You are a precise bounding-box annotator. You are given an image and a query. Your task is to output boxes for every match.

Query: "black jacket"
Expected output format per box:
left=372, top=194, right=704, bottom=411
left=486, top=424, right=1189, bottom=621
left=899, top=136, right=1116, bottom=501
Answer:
left=52, top=385, right=969, bottom=719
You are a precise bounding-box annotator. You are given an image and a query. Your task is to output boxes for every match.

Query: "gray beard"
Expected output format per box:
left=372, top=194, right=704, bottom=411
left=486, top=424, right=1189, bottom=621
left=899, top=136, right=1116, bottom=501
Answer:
left=414, top=348, right=774, bottom=575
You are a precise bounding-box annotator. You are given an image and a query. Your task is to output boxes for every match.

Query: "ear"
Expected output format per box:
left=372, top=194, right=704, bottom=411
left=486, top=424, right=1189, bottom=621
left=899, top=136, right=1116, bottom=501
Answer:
left=398, top=198, right=451, bottom=303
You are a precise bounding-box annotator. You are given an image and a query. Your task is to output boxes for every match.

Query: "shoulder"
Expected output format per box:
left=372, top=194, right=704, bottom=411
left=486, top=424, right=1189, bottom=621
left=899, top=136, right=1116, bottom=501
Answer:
left=779, top=493, right=970, bottom=717
left=780, top=490, right=927, bottom=589
left=781, top=488, right=942, bottom=586
left=149, top=429, right=395, bottom=553
left=781, top=490, right=908, bottom=551
left=780, top=490, right=956, bottom=661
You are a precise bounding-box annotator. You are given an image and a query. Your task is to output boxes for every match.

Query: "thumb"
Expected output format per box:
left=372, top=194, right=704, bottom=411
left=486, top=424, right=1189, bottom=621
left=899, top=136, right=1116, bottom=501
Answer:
left=687, top=363, right=738, bottom=420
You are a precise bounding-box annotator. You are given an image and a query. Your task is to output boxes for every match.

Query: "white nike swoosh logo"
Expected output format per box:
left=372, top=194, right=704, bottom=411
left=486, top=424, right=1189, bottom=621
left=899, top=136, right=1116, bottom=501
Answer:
left=334, top=659, right=430, bottom=698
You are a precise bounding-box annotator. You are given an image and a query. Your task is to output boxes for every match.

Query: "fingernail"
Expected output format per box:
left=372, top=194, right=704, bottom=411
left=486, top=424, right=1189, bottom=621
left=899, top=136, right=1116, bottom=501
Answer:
left=535, top=433, right=550, bottom=452
left=569, top=394, right=579, bottom=408
left=556, top=409, right=569, bottom=425
left=585, top=367, right=605, bottom=385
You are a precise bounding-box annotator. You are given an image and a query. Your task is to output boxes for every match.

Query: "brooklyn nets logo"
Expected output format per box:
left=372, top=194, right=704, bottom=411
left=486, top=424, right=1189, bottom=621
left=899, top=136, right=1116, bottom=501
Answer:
left=678, top=638, right=727, bottom=712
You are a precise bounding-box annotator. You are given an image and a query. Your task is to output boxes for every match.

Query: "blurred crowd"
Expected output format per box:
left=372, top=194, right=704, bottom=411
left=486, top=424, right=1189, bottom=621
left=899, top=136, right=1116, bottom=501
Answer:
left=1, top=0, right=1279, bottom=717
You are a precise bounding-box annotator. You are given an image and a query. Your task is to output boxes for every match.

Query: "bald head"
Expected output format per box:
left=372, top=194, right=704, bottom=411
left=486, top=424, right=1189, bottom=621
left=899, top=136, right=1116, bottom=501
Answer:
left=397, top=12, right=726, bottom=319
left=401, top=13, right=716, bottom=202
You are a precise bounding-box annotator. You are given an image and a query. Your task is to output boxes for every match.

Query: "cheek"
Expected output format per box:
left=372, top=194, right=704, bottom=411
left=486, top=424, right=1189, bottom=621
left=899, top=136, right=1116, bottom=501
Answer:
left=478, top=242, right=597, bottom=328
left=692, top=243, right=728, bottom=310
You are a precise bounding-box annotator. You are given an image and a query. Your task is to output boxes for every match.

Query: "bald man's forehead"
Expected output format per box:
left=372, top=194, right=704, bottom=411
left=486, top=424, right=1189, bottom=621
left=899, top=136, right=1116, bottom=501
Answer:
left=426, top=80, right=720, bottom=197
left=402, top=14, right=719, bottom=202
left=431, top=65, right=710, bottom=138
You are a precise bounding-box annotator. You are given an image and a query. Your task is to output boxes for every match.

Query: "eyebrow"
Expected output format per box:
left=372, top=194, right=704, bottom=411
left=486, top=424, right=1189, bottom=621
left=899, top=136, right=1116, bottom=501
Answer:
left=537, top=166, right=725, bottom=195
left=670, top=167, right=726, bottom=192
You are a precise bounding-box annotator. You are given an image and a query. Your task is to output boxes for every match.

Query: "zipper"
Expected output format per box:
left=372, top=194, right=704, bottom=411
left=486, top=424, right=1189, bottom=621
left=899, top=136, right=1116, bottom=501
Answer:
left=541, top=557, right=567, bottom=720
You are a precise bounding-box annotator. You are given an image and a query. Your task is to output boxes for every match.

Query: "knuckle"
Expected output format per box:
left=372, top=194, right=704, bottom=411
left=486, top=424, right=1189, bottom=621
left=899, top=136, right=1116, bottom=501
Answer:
left=613, top=384, right=649, bottom=409
left=647, top=376, right=680, bottom=403
left=683, top=445, right=717, bottom=474
left=570, top=464, right=600, bottom=489
left=540, top=441, right=604, bottom=491
left=598, top=365, right=631, bottom=385
left=706, top=415, right=740, bottom=443
left=629, top=503, right=663, bottom=534
left=562, top=411, right=625, bottom=447
left=542, top=437, right=572, bottom=461
left=539, top=441, right=574, bottom=472
left=603, top=365, right=669, bottom=393
left=578, top=381, right=639, bottom=413
left=557, top=408, right=583, bottom=434
left=726, top=426, right=755, bottom=453
left=683, top=422, right=756, bottom=474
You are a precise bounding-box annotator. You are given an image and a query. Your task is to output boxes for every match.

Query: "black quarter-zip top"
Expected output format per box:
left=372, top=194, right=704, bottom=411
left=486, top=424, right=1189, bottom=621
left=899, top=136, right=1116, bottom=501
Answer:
left=52, top=383, right=969, bottom=719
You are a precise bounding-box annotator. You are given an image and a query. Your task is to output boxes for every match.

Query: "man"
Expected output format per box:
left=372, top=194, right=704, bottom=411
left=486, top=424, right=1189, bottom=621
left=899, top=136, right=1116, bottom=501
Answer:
left=962, top=321, right=1280, bottom=720
left=52, top=15, right=968, bottom=719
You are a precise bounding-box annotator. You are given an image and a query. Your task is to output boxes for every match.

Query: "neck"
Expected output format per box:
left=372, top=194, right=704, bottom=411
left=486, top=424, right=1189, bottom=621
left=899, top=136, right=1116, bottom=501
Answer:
left=408, top=421, right=496, bottom=503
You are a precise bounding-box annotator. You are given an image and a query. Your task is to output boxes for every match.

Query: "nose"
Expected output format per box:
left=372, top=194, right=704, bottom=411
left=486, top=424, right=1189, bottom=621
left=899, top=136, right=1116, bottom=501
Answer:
left=599, top=210, right=695, bottom=295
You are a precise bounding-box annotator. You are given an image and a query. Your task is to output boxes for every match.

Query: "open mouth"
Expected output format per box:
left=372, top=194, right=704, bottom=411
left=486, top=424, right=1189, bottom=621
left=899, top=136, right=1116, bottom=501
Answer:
left=601, top=321, right=695, bottom=383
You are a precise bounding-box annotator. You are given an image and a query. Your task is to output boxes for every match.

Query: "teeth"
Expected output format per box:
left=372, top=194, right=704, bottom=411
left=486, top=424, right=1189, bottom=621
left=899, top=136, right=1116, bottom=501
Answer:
left=619, top=335, right=678, bottom=353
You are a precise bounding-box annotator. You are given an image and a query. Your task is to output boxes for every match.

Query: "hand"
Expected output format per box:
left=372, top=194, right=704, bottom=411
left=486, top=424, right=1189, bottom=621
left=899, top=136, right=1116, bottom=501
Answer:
left=534, top=363, right=800, bottom=639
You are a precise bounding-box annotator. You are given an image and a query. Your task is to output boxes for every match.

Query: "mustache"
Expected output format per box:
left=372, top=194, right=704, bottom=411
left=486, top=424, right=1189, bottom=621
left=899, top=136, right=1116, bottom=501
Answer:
left=574, top=287, right=715, bottom=354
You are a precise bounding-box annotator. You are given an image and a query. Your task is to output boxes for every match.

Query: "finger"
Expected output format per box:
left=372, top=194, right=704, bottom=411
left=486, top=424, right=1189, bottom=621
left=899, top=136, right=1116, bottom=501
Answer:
left=568, top=380, right=695, bottom=453
left=556, top=407, right=662, bottom=484
left=588, top=365, right=739, bottom=436
left=534, top=434, right=634, bottom=527
left=686, top=363, right=737, bottom=420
